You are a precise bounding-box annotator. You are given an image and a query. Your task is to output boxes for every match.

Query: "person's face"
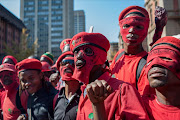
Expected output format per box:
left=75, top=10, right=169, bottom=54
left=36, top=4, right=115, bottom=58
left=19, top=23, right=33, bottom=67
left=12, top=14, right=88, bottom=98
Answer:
left=0, top=71, right=14, bottom=86
left=120, top=13, right=149, bottom=45
left=148, top=64, right=180, bottom=88
left=3, top=58, right=15, bottom=65
left=19, top=70, right=43, bottom=94
left=60, top=57, right=74, bottom=74
left=74, top=45, right=94, bottom=69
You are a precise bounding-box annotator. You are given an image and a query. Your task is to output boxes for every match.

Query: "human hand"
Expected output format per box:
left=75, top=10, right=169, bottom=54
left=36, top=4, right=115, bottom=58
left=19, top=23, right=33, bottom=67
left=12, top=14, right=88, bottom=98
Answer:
left=150, top=6, right=168, bottom=46
left=155, top=6, right=168, bottom=30
left=86, top=80, right=112, bottom=104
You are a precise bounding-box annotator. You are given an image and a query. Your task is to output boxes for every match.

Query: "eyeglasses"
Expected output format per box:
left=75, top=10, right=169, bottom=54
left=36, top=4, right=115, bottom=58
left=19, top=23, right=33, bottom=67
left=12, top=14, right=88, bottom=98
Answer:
left=60, top=59, right=74, bottom=66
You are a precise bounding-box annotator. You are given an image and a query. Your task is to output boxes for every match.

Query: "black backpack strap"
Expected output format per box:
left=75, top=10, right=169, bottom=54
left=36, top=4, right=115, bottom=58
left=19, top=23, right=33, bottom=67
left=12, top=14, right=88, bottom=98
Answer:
left=16, top=90, right=26, bottom=114
left=136, top=54, right=148, bottom=89
left=115, top=51, right=125, bottom=62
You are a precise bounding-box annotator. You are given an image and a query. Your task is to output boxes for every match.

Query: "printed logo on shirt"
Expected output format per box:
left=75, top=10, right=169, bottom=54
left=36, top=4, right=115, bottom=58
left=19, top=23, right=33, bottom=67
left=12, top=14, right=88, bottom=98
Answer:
left=88, top=113, right=94, bottom=120
left=8, top=108, right=12, bottom=114
left=112, top=74, right=116, bottom=78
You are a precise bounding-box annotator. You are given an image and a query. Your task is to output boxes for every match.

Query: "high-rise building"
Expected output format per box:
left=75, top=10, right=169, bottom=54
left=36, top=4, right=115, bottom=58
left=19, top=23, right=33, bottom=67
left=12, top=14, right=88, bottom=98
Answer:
left=20, top=0, right=74, bottom=61
left=0, top=4, right=26, bottom=61
left=74, top=10, right=85, bottom=35
left=145, top=0, right=180, bottom=50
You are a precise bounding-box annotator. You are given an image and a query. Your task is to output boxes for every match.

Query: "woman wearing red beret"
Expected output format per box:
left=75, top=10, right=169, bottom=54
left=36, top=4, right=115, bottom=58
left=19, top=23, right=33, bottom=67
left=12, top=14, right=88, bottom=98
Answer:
left=16, top=58, right=58, bottom=120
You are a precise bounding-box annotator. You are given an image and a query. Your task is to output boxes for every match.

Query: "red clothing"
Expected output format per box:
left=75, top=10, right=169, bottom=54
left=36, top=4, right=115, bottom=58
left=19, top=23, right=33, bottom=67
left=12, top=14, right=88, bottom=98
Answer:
left=0, top=88, right=6, bottom=109
left=110, top=49, right=153, bottom=95
left=143, top=95, right=180, bottom=120
left=76, top=72, right=149, bottom=120
left=3, top=88, right=21, bottom=120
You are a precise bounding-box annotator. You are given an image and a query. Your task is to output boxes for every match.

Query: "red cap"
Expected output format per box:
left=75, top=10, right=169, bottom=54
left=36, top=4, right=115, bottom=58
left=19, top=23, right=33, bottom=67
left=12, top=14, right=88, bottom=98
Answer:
left=56, top=51, right=74, bottom=70
left=2, top=55, right=17, bottom=65
left=0, top=63, right=16, bottom=72
left=15, top=58, right=42, bottom=73
left=60, top=38, right=71, bottom=53
left=41, top=62, right=52, bottom=72
left=70, top=32, right=110, bottom=52
left=119, top=6, right=149, bottom=21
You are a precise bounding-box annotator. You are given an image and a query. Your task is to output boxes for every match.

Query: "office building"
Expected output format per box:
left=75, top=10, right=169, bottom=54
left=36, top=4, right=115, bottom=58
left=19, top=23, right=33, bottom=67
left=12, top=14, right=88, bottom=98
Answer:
left=74, top=10, right=85, bottom=35
left=20, top=0, right=74, bottom=61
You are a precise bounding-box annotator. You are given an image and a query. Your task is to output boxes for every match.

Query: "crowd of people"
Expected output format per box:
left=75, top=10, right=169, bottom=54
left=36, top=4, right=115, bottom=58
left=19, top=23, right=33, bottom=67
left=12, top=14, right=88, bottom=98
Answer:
left=0, top=5, right=179, bottom=120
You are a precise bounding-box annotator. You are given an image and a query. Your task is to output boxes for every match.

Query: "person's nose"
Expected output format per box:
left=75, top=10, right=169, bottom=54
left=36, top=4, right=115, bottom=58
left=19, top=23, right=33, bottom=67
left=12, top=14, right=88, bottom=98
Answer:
left=128, top=27, right=135, bottom=33
left=76, top=50, right=84, bottom=60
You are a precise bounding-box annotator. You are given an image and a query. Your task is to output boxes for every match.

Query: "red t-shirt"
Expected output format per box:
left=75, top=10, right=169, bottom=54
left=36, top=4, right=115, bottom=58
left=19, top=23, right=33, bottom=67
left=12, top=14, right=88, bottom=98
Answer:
left=110, top=49, right=154, bottom=96
left=143, top=95, right=180, bottom=120
left=3, top=89, right=21, bottom=120
left=76, top=72, right=149, bottom=120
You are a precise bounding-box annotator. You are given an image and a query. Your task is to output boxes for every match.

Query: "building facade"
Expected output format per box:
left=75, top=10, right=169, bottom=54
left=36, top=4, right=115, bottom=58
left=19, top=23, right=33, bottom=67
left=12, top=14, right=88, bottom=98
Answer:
left=145, top=0, right=180, bottom=50
left=0, top=4, right=26, bottom=61
left=107, top=42, right=119, bottom=61
left=20, top=0, right=74, bottom=61
left=74, top=10, right=85, bottom=35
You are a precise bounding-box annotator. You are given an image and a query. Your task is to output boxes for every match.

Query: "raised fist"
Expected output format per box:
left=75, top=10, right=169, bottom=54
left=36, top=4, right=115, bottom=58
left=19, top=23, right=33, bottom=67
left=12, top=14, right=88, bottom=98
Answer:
left=155, top=6, right=168, bottom=30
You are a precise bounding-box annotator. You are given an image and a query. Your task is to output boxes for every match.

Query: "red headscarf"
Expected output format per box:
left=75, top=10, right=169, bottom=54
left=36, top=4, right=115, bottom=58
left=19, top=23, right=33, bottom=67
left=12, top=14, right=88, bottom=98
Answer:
left=70, top=32, right=110, bottom=84
left=146, top=36, right=180, bottom=79
left=119, top=6, right=150, bottom=44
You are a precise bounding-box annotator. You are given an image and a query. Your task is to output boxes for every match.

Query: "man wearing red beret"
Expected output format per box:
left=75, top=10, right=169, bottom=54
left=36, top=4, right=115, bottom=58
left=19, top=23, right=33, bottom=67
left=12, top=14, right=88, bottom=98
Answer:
left=2, top=55, right=17, bottom=65
left=110, top=6, right=167, bottom=96
left=0, top=63, right=21, bottom=120
left=53, top=38, right=82, bottom=120
left=143, top=36, right=180, bottom=120
left=70, top=32, right=149, bottom=120
left=16, top=58, right=58, bottom=120
left=40, top=52, right=54, bottom=66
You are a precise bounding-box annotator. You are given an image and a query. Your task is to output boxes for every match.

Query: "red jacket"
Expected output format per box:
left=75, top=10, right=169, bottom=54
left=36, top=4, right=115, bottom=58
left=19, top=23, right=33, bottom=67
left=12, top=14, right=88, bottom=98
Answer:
left=76, top=72, right=149, bottom=120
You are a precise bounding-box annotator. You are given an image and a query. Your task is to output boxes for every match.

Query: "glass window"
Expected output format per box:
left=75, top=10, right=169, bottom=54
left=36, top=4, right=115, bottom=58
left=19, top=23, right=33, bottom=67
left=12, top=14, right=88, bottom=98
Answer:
left=51, top=44, right=59, bottom=48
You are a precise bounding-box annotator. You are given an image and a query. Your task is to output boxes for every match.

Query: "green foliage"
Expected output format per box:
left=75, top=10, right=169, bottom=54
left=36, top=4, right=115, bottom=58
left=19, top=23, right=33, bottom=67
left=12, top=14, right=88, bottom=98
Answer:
left=3, top=29, right=35, bottom=62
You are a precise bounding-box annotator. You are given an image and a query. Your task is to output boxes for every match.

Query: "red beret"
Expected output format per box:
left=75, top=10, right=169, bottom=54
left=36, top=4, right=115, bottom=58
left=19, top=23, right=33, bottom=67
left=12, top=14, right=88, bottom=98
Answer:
left=70, top=32, right=110, bottom=52
left=2, top=55, right=17, bottom=65
left=60, top=38, right=71, bottom=53
left=0, top=63, right=16, bottom=72
left=41, top=62, right=52, bottom=72
left=151, top=36, right=180, bottom=53
left=56, top=51, right=74, bottom=70
left=119, top=6, right=149, bottom=21
left=15, top=58, right=42, bottom=73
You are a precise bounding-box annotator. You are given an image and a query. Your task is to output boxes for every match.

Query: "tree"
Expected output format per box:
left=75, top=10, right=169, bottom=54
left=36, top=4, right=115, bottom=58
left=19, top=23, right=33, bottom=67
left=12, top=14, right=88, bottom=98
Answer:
left=3, top=28, right=35, bottom=62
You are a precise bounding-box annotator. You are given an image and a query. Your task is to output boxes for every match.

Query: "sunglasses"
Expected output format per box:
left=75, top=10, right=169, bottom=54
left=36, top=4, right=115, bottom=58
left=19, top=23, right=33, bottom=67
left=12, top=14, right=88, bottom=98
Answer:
left=60, top=59, right=74, bottom=66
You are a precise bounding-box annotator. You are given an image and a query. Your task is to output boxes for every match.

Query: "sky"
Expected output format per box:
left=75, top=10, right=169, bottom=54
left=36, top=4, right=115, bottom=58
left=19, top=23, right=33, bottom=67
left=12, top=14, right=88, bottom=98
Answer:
left=0, top=0, right=144, bottom=42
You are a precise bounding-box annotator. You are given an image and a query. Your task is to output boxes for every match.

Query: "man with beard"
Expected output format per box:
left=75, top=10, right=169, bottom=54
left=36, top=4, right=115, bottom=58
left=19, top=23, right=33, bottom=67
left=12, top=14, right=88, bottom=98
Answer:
left=0, top=63, right=21, bottom=120
left=110, top=6, right=167, bottom=95
left=54, top=38, right=82, bottom=120
left=143, top=36, right=180, bottom=120
left=70, top=32, right=149, bottom=120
